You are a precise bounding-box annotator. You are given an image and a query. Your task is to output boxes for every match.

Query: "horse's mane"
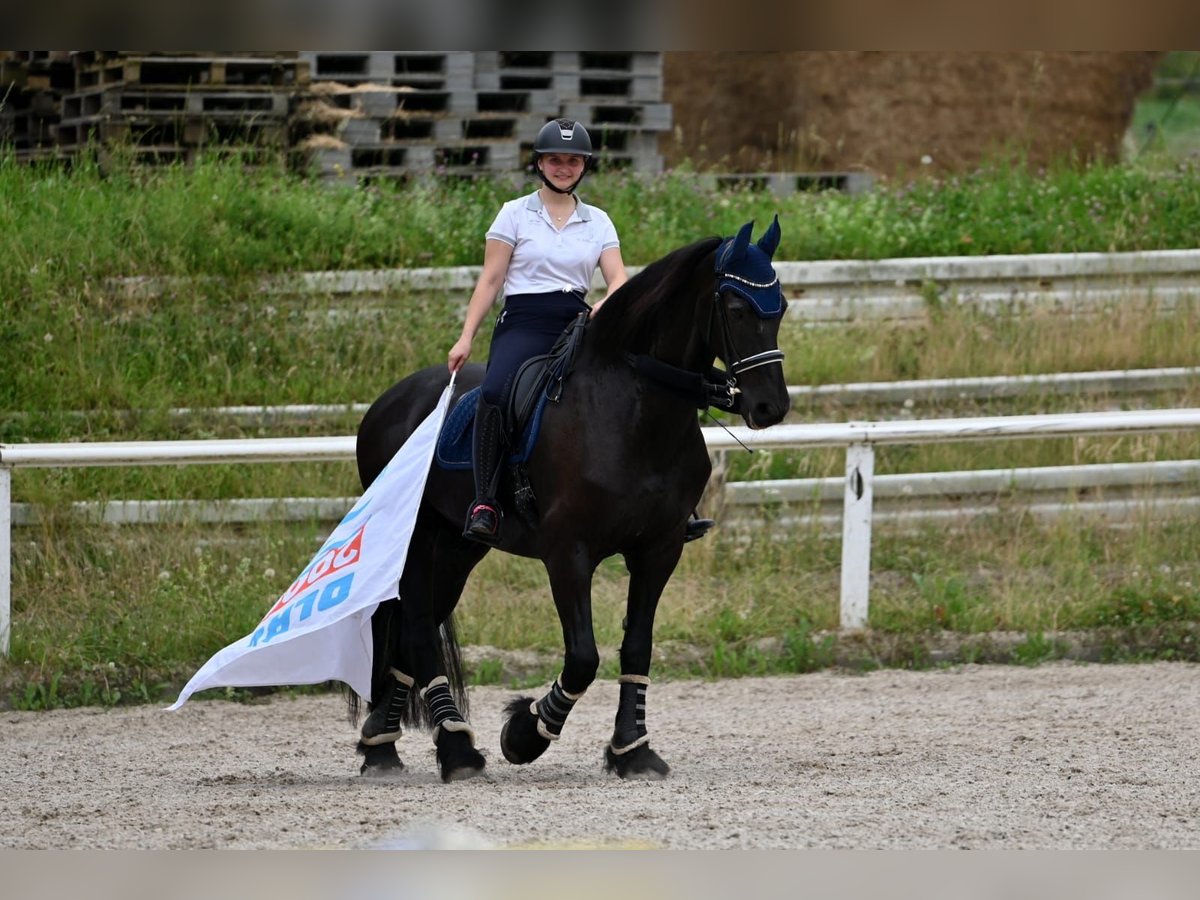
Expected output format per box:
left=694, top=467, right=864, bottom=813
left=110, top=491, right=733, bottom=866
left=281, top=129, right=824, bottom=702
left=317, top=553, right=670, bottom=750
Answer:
left=587, top=236, right=722, bottom=356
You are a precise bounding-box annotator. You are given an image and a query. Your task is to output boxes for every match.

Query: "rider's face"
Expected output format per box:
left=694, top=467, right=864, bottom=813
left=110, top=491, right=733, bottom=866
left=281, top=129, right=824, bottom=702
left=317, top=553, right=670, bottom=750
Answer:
left=539, top=153, right=586, bottom=186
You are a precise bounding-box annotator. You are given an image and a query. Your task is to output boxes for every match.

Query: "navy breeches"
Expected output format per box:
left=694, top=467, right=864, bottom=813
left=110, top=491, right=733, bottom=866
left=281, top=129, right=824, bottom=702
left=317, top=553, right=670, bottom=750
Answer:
left=480, top=290, right=589, bottom=406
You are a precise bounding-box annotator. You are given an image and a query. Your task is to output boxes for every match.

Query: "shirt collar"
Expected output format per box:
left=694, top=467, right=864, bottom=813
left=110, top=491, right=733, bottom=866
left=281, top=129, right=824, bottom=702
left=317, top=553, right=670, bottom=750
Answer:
left=524, top=190, right=592, bottom=222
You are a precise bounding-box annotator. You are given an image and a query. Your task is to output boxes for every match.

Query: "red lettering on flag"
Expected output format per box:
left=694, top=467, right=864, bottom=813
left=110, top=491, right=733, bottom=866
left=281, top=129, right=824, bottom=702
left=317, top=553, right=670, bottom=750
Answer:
left=264, top=525, right=366, bottom=619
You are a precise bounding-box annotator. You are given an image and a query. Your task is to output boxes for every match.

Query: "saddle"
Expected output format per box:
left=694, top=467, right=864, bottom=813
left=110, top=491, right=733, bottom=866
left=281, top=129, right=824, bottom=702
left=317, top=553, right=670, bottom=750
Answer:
left=436, top=310, right=589, bottom=504
left=506, top=309, right=588, bottom=439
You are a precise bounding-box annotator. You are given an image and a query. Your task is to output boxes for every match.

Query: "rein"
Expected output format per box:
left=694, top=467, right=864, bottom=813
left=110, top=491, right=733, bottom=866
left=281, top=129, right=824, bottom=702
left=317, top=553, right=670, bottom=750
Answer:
left=622, top=352, right=739, bottom=413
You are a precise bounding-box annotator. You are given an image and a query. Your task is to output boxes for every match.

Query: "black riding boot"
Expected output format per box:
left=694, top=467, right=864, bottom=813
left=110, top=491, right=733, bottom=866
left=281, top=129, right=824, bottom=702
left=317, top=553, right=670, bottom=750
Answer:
left=464, top=398, right=505, bottom=545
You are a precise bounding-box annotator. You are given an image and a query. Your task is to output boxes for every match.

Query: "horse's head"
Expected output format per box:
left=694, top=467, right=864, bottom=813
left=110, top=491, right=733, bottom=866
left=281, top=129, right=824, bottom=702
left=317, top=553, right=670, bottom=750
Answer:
left=711, top=217, right=791, bottom=429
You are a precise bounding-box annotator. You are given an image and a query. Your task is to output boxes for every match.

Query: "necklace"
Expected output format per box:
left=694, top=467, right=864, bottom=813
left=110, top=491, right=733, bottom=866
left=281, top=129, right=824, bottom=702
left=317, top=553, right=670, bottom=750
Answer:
left=541, top=189, right=574, bottom=224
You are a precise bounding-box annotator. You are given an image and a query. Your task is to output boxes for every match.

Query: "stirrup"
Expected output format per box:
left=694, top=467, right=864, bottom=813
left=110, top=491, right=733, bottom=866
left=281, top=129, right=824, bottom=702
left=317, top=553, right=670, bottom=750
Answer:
left=463, top=502, right=501, bottom=545
left=684, top=515, right=715, bottom=543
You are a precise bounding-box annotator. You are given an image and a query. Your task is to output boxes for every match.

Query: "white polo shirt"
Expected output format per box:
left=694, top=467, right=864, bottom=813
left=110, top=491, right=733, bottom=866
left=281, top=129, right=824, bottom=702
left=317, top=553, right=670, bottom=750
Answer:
left=485, top=190, right=620, bottom=297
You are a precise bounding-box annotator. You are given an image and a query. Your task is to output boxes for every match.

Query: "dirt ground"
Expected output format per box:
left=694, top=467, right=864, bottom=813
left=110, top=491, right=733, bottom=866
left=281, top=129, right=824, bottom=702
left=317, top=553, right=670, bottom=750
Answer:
left=2, top=662, right=1198, bottom=849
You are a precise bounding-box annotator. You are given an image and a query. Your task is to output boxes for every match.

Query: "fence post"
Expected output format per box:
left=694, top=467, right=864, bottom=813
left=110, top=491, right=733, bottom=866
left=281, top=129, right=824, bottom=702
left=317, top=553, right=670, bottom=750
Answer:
left=1, top=466, right=10, bottom=656
left=840, top=442, right=875, bottom=630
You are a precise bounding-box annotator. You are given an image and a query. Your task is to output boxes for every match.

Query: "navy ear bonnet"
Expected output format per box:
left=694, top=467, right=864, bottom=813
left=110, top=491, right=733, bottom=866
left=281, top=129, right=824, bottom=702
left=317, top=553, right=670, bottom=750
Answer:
left=715, top=216, right=784, bottom=319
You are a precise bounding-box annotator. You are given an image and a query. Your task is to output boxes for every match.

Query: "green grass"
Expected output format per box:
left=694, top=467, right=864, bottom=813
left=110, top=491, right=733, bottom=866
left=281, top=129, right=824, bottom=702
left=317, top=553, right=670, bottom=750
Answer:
left=3, top=154, right=1200, bottom=706
left=6, top=510, right=1198, bottom=708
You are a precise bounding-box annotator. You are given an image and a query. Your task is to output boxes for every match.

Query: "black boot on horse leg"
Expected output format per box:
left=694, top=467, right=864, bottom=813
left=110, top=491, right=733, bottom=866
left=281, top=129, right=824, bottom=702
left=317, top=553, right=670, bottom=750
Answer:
left=606, top=675, right=669, bottom=779
left=422, top=675, right=486, bottom=782
left=500, top=677, right=585, bottom=765
left=464, top=399, right=505, bottom=545
left=357, top=667, right=414, bottom=775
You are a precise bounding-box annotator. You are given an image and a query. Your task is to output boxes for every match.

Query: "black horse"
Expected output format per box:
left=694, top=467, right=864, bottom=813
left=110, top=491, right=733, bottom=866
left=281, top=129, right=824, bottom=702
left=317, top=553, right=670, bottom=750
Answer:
left=352, top=219, right=791, bottom=781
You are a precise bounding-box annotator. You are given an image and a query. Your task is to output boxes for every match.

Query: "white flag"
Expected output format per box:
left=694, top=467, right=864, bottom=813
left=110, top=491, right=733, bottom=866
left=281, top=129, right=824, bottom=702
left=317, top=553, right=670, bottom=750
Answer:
left=168, top=380, right=455, bottom=710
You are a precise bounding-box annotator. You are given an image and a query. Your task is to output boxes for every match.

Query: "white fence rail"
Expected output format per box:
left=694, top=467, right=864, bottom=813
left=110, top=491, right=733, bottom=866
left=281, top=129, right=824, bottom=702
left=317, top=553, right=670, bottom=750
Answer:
left=3, top=407, right=1200, bottom=654
left=110, top=249, right=1200, bottom=323
left=12, top=460, right=1200, bottom=529
left=8, top=365, right=1193, bottom=429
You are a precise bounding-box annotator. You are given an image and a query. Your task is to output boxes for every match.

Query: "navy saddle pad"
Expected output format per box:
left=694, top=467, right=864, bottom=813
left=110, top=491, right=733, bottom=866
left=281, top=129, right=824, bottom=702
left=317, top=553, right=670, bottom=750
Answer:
left=435, top=386, right=552, bottom=471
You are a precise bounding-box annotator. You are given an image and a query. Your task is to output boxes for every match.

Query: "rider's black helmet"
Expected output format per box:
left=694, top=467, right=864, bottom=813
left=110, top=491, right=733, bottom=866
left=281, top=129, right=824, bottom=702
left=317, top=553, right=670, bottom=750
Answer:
left=531, top=119, right=594, bottom=194
left=533, top=118, right=593, bottom=159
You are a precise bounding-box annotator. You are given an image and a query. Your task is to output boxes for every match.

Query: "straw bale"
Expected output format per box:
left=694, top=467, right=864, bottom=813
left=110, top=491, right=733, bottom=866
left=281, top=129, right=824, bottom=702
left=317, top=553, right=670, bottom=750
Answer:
left=663, top=52, right=1161, bottom=175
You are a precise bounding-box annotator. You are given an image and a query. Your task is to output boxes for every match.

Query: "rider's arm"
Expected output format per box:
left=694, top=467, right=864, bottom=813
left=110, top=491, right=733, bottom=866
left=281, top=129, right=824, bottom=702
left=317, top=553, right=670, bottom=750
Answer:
left=448, top=239, right=514, bottom=372
left=590, top=246, right=628, bottom=317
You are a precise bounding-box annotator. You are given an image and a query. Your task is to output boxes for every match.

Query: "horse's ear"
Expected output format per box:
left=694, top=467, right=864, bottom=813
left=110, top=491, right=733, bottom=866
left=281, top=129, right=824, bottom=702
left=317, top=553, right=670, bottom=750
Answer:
left=729, top=220, right=754, bottom=259
left=716, top=220, right=754, bottom=270
left=757, top=214, right=781, bottom=258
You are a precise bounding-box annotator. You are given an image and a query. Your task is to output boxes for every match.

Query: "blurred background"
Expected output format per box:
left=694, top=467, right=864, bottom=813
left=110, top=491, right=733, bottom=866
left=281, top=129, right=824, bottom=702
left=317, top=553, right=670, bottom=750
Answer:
left=3, top=50, right=1200, bottom=707
left=2, top=51, right=1196, bottom=183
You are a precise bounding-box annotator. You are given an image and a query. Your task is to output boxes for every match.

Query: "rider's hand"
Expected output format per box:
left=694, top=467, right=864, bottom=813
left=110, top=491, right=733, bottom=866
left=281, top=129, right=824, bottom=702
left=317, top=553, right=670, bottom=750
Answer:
left=447, top=335, right=473, bottom=373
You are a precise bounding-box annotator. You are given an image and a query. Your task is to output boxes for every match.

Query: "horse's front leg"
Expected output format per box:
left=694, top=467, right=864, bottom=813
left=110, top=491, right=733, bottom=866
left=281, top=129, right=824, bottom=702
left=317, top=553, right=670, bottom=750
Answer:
left=605, top=539, right=681, bottom=779
left=501, top=546, right=598, bottom=765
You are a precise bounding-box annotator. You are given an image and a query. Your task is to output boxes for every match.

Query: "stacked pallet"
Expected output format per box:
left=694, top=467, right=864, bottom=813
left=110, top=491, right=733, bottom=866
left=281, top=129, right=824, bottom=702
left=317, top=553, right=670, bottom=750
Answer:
left=0, top=51, right=74, bottom=161
left=55, top=52, right=308, bottom=165
left=295, top=51, right=669, bottom=182
left=477, top=51, right=669, bottom=173
left=293, top=51, right=528, bottom=180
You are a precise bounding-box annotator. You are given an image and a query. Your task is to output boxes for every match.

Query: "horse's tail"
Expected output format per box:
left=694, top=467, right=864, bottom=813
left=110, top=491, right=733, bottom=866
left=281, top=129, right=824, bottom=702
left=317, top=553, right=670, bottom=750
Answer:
left=344, top=600, right=470, bottom=730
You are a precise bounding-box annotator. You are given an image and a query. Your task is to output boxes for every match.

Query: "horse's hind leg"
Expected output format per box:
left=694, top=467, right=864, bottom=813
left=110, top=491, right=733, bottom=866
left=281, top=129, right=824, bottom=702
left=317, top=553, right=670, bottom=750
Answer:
left=605, top=541, right=679, bottom=780
left=357, top=601, right=415, bottom=776
left=357, top=517, right=488, bottom=781
left=357, top=659, right=415, bottom=775
left=407, top=518, right=490, bottom=782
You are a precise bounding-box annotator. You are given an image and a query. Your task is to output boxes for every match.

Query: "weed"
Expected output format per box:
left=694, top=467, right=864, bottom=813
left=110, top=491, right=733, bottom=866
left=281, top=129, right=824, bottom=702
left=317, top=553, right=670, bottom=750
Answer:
left=469, top=658, right=505, bottom=686
left=1012, top=632, right=1064, bottom=666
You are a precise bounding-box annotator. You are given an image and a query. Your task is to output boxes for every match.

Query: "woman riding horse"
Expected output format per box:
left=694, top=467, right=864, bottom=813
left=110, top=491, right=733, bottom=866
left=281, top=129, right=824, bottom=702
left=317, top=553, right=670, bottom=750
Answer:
left=353, top=217, right=791, bottom=782
left=449, top=118, right=627, bottom=545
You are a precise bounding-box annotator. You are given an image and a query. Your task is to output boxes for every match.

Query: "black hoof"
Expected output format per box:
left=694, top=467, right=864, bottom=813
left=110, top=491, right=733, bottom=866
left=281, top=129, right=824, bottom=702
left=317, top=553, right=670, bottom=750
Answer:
left=436, top=728, right=486, bottom=783
left=357, top=740, right=404, bottom=777
left=500, top=696, right=552, bottom=765
left=605, top=742, right=670, bottom=780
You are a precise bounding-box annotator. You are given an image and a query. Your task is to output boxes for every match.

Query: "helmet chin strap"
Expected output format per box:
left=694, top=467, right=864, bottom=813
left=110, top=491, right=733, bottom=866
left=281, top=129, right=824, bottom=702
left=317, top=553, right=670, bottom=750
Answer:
left=537, top=165, right=586, bottom=195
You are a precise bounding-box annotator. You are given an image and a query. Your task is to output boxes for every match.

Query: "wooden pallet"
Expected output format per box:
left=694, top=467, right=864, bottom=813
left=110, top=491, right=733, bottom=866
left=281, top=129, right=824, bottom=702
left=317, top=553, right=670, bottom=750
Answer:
left=300, top=51, right=475, bottom=91
left=63, top=89, right=291, bottom=119
left=56, top=115, right=288, bottom=149
left=560, top=101, right=672, bottom=132
left=75, top=56, right=309, bottom=91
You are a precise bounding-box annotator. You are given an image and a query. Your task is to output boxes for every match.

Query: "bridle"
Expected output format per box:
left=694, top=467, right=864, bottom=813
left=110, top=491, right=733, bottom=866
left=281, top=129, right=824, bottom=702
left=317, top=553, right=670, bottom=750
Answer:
left=704, top=266, right=786, bottom=409
left=622, top=245, right=786, bottom=416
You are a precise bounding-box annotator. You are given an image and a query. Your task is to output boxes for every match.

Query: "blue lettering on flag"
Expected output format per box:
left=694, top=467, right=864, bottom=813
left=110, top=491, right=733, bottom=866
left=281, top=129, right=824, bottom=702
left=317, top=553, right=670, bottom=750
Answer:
left=317, top=573, right=354, bottom=612
left=265, top=606, right=291, bottom=642
left=246, top=576, right=355, bottom=648
left=296, top=589, right=320, bottom=622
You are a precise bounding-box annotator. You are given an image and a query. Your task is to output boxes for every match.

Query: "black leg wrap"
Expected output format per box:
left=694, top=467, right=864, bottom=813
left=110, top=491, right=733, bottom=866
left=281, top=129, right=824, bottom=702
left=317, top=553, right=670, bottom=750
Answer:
left=360, top=669, right=414, bottom=746
left=535, top=678, right=585, bottom=741
left=606, top=674, right=667, bottom=778
left=612, top=678, right=648, bottom=749
left=422, top=676, right=484, bottom=782
left=421, top=676, right=475, bottom=743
